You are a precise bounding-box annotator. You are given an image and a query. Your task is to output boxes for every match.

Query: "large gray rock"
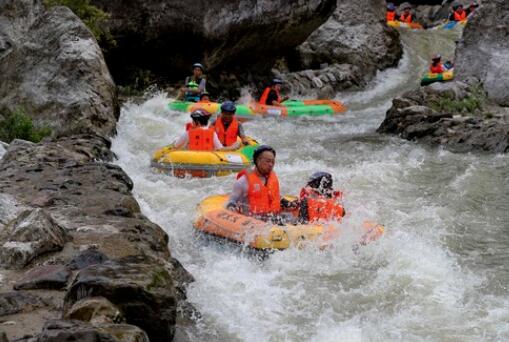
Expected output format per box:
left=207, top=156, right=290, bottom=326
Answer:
left=283, top=0, right=402, bottom=92
left=0, top=1, right=118, bottom=138
left=34, top=320, right=149, bottom=342
left=88, top=0, right=336, bottom=87
left=455, top=0, right=509, bottom=106
left=0, top=135, right=191, bottom=341
left=64, top=260, right=177, bottom=342
left=378, top=82, right=509, bottom=153
left=0, top=209, right=70, bottom=269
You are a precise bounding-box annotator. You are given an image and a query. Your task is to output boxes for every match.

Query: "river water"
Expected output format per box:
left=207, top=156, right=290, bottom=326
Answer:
left=112, top=29, right=509, bottom=341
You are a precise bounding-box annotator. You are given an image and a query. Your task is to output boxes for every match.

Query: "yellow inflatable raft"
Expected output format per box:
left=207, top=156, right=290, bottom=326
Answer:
left=387, top=20, right=424, bottom=30
left=151, top=137, right=259, bottom=178
left=194, top=195, right=385, bottom=250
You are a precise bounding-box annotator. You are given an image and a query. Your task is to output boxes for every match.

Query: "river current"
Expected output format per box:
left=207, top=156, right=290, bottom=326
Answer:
left=112, top=29, right=509, bottom=341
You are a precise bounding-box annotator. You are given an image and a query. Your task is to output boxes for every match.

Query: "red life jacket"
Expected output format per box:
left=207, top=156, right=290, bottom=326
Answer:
left=454, top=10, right=467, bottom=21
left=259, top=87, right=281, bottom=105
left=185, top=122, right=193, bottom=131
left=187, top=127, right=215, bottom=151
left=300, top=187, right=344, bottom=222
left=430, top=63, right=444, bottom=74
left=386, top=11, right=396, bottom=21
left=214, top=117, right=239, bottom=147
left=246, top=170, right=280, bottom=215
left=399, top=13, right=412, bottom=23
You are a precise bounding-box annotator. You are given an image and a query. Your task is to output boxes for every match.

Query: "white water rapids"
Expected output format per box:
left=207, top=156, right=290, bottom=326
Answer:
left=112, top=29, right=509, bottom=341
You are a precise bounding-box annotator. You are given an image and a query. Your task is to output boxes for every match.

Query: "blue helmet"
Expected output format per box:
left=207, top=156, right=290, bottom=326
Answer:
left=271, top=78, right=283, bottom=85
left=220, top=101, right=236, bottom=113
left=387, top=3, right=396, bottom=11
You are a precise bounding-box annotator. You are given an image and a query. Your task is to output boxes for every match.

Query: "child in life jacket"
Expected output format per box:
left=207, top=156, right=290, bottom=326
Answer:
left=298, top=172, right=345, bottom=223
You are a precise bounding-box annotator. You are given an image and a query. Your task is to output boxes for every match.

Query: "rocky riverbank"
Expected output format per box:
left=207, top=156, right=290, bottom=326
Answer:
left=0, top=1, right=193, bottom=341
left=378, top=0, right=509, bottom=153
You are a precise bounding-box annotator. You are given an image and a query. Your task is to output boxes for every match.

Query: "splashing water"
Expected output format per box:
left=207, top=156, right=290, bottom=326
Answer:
left=112, top=29, right=509, bottom=341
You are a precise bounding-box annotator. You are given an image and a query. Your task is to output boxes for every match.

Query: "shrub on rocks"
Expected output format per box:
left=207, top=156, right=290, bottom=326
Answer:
left=0, top=109, right=51, bottom=144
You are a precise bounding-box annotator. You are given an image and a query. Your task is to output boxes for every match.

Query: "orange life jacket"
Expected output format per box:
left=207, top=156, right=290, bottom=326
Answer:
left=454, top=10, right=467, bottom=21
left=259, top=87, right=281, bottom=105
left=300, top=188, right=344, bottom=222
left=214, top=117, right=239, bottom=147
left=187, top=127, right=215, bottom=151
left=386, top=11, right=396, bottom=21
left=246, top=170, right=280, bottom=215
left=430, top=63, right=444, bottom=74
left=399, top=13, right=412, bottom=23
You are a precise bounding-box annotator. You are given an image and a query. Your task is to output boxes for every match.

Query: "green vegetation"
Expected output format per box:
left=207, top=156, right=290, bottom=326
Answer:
left=44, top=0, right=115, bottom=46
left=0, top=109, right=52, bottom=143
left=428, top=85, right=486, bottom=115
left=429, top=96, right=483, bottom=114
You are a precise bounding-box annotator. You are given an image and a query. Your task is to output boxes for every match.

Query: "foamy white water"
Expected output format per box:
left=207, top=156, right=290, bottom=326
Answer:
left=112, top=29, right=509, bottom=341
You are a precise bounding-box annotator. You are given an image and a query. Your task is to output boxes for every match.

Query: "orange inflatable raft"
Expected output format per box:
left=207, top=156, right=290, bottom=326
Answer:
left=194, top=195, right=385, bottom=250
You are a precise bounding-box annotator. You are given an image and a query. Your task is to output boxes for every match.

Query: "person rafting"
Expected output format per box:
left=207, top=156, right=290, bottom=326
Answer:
left=430, top=54, right=445, bottom=74
left=197, top=92, right=211, bottom=103
left=259, top=79, right=289, bottom=106
left=226, top=145, right=281, bottom=219
left=210, top=101, right=249, bottom=150
left=177, top=63, right=207, bottom=102
left=467, top=1, right=479, bottom=16
left=386, top=3, right=397, bottom=21
left=298, top=172, right=345, bottom=223
left=449, top=3, right=467, bottom=21
left=399, top=4, right=413, bottom=23
left=174, top=109, right=224, bottom=151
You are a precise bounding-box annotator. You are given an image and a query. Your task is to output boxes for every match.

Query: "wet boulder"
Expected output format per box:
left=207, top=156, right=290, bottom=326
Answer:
left=0, top=209, right=70, bottom=269
left=64, top=259, right=177, bottom=342
left=0, top=1, right=118, bottom=138
left=379, top=82, right=509, bottom=153
left=455, top=0, right=509, bottom=107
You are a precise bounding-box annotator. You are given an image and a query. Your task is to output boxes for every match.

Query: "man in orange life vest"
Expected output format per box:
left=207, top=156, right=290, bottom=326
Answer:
left=173, top=109, right=224, bottom=151
left=226, top=145, right=281, bottom=219
left=399, top=4, right=413, bottom=23
left=386, top=3, right=397, bottom=21
left=210, top=101, right=249, bottom=150
left=449, top=3, right=467, bottom=21
left=429, top=54, right=445, bottom=74
left=259, top=79, right=289, bottom=106
left=299, top=172, right=345, bottom=223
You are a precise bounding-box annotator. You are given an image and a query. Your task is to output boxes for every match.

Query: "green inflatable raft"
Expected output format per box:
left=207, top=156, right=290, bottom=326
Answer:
left=168, top=99, right=347, bottom=121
